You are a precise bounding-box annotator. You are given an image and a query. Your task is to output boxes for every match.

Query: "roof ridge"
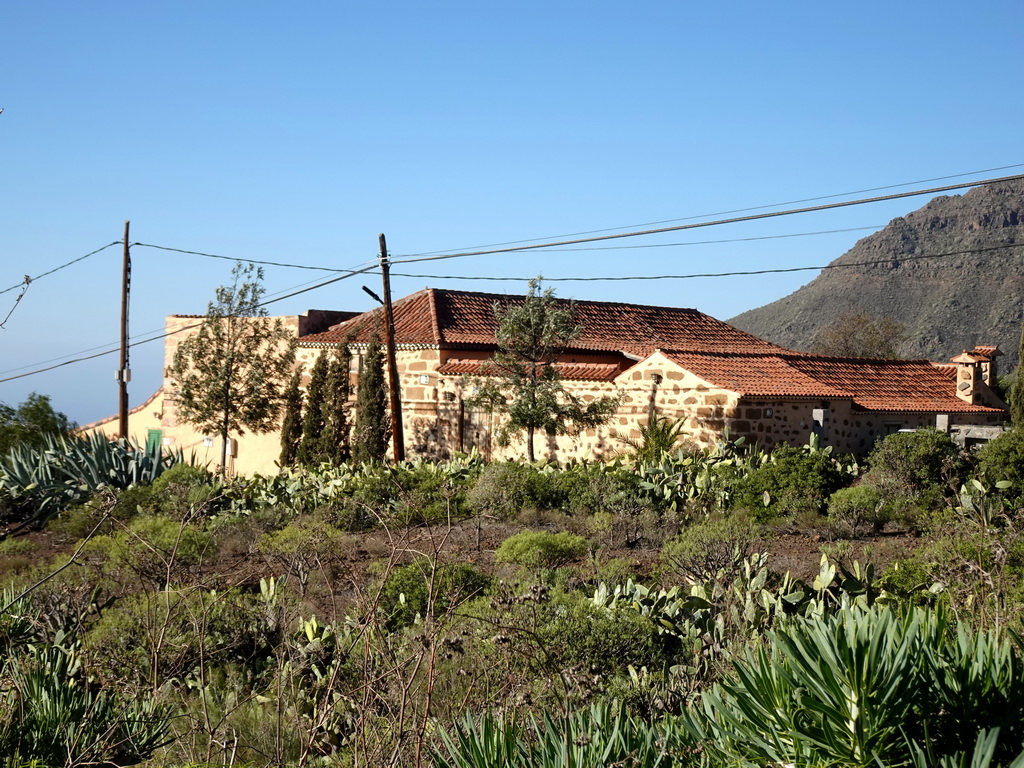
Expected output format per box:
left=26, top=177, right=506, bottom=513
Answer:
left=426, top=288, right=443, bottom=346
left=430, top=286, right=707, bottom=314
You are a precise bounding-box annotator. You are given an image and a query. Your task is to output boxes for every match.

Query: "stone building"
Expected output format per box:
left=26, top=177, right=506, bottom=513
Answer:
left=83, top=287, right=1008, bottom=473
left=299, top=288, right=1008, bottom=462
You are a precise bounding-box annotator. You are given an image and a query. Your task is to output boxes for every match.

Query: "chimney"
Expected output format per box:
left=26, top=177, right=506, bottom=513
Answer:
left=951, top=350, right=982, bottom=405
left=968, top=345, right=1003, bottom=388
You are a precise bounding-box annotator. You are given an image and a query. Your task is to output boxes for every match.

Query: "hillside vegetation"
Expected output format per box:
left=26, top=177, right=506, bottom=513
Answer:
left=731, top=179, right=1024, bottom=370
left=4, top=428, right=1024, bottom=765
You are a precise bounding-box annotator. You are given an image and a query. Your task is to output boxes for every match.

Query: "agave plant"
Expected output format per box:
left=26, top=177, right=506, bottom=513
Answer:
left=0, top=628, right=172, bottom=766
left=0, top=432, right=181, bottom=524
left=432, top=702, right=697, bottom=768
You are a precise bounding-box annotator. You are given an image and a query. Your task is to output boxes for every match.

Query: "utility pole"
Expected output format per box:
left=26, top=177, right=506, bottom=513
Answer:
left=378, top=233, right=405, bottom=462
left=117, top=221, right=131, bottom=439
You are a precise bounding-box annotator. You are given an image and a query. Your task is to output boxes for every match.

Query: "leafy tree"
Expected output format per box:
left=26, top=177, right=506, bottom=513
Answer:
left=812, top=311, right=905, bottom=358
left=166, top=262, right=295, bottom=474
left=278, top=370, right=303, bottom=467
left=468, top=278, right=619, bottom=462
left=353, top=333, right=389, bottom=463
left=297, top=352, right=329, bottom=466
left=0, top=393, right=75, bottom=456
left=319, top=344, right=352, bottom=464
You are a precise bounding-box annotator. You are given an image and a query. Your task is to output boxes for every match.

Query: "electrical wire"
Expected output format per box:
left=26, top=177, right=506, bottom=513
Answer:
left=388, top=242, right=1022, bottom=283
left=395, top=163, right=1024, bottom=258
left=5, top=170, right=1023, bottom=386
left=0, top=277, right=31, bottom=329
left=0, top=241, right=121, bottom=296
left=435, top=225, right=884, bottom=254
left=389, top=173, right=1024, bottom=266
left=0, top=264, right=380, bottom=385
left=131, top=242, right=354, bottom=273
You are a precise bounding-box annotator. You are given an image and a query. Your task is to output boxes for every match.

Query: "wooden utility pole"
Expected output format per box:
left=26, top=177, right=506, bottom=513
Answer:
left=378, top=234, right=405, bottom=462
left=117, top=221, right=131, bottom=439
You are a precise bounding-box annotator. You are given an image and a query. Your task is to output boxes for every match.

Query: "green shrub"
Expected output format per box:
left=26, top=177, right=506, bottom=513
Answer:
left=467, top=462, right=566, bottom=520
left=84, top=587, right=282, bottom=693
left=976, top=428, right=1024, bottom=507
left=730, top=444, right=849, bottom=519
left=660, top=512, right=759, bottom=584
left=536, top=596, right=669, bottom=679
left=555, top=463, right=646, bottom=516
left=377, top=559, right=491, bottom=631
left=495, top=531, right=588, bottom=570
left=85, top=514, right=212, bottom=588
left=827, top=483, right=891, bottom=537
left=256, top=515, right=354, bottom=594
left=863, top=429, right=967, bottom=517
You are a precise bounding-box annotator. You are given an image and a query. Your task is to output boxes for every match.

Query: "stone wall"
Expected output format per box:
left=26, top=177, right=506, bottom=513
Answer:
left=612, top=353, right=741, bottom=451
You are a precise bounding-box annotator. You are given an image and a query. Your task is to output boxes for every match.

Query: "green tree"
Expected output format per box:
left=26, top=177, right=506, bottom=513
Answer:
left=812, top=311, right=905, bottom=358
left=278, top=370, right=303, bottom=467
left=319, top=344, right=352, bottom=464
left=1012, top=320, right=1024, bottom=426
left=166, top=262, right=295, bottom=474
left=0, top=393, right=75, bottom=456
left=468, top=279, right=618, bottom=462
left=297, top=352, right=329, bottom=466
left=353, top=333, right=389, bottom=463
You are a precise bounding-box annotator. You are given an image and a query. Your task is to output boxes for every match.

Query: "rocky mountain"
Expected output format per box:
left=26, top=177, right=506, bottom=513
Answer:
left=729, top=179, right=1024, bottom=375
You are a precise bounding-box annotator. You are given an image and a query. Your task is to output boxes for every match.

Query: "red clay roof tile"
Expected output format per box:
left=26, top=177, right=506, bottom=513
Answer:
left=661, top=351, right=849, bottom=399
left=297, top=287, right=1006, bottom=416
left=438, top=358, right=621, bottom=382
left=784, top=355, right=1003, bottom=413
left=299, top=287, right=791, bottom=357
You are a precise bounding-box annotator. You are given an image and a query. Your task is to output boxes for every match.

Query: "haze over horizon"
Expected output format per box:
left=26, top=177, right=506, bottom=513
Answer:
left=2, top=1, right=1022, bottom=426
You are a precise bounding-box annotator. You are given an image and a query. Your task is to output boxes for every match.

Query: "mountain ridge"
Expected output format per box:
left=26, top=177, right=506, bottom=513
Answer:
left=729, top=179, right=1024, bottom=374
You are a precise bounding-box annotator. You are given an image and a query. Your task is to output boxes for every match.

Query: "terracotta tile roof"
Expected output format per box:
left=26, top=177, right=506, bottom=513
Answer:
left=438, top=358, right=621, bottom=382
left=784, top=355, right=1004, bottom=413
left=970, top=345, right=1003, bottom=359
left=661, top=352, right=849, bottom=399
left=299, top=288, right=791, bottom=357
left=661, top=351, right=1004, bottom=414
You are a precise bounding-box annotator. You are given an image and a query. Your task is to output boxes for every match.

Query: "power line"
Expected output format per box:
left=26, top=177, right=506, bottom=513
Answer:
left=0, top=258, right=380, bottom=379
left=389, top=242, right=1022, bottom=284
left=395, top=163, right=1024, bottom=258
left=0, top=277, right=31, bottom=329
left=444, top=225, right=885, bottom=254
left=0, top=241, right=121, bottom=296
left=389, top=173, right=1024, bottom=266
left=0, top=264, right=379, bottom=385
left=131, top=242, right=355, bottom=272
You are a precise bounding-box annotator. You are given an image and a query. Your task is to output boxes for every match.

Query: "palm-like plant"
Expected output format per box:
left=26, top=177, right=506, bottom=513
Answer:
left=618, top=413, right=688, bottom=463
left=686, top=604, right=1024, bottom=767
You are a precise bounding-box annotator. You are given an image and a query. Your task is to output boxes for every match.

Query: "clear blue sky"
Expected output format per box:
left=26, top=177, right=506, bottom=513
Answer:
left=2, top=1, right=1022, bottom=426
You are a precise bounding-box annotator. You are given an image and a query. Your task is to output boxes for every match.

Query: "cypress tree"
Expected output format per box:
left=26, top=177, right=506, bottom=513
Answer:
left=278, top=370, right=303, bottom=467
left=1013, top=322, right=1024, bottom=427
left=297, top=352, right=329, bottom=465
left=319, top=344, right=352, bottom=464
left=353, top=333, right=389, bottom=463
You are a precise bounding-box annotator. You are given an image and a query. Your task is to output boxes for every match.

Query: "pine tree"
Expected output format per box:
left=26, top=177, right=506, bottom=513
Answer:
left=167, top=262, right=295, bottom=474
left=319, top=344, right=352, bottom=464
left=278, top=370, right=303, bottom=467
left=468, top=278, right=619, bottom=462
left=297, top=352, right=329, bottom=466
left=353, top=333, right=389, bottom=463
